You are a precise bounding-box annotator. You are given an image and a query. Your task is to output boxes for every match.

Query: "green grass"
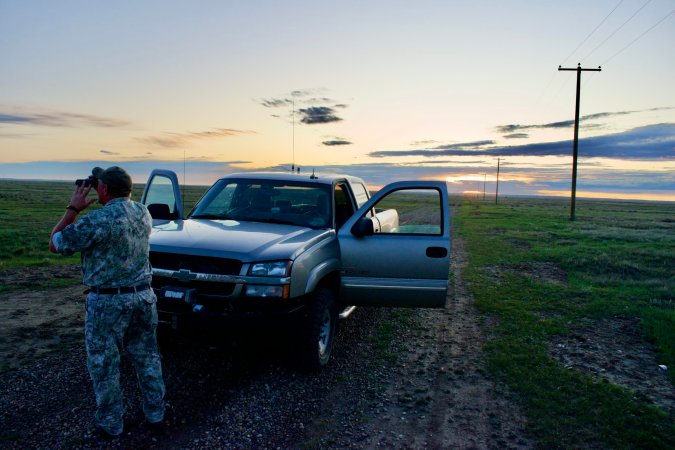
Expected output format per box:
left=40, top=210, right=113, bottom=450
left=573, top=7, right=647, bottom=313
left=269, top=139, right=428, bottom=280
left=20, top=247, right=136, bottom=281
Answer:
left=0, top=180, right=208, bottom=270
left=457, top=196, right=674, bottom=449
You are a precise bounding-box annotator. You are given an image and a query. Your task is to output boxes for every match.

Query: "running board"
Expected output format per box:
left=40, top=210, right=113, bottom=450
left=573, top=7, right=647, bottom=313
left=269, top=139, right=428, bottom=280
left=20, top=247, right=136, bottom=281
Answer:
left=339, top=305, right=356, bottom=319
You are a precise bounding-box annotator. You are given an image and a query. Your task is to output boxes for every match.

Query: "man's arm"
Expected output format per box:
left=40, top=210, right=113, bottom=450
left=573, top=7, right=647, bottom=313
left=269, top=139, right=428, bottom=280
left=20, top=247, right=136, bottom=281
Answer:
left=49, top=184, right=96, bottom=253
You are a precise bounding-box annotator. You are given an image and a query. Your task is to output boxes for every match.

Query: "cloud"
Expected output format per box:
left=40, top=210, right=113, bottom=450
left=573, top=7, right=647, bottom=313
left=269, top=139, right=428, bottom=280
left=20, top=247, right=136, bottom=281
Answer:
left=258, top=98, right=292, bottom=108
left=368, top=149, right=420, bottom=158
left=581, top=111, right=632, bottom=120
left=410, top=140, right=438, bottom=146
left=0, top=110, right=132, bottom=128
left=495, top=120, right=574, bottom=133
left=0, top=114, right=41, bottom=125
left=493, top=108, right=672, bottom=134
left=3, top=154, right=673, bottom=201
left=369, top=123, right=675, bottom=160
left=0, top=160, right=255, bottom=186
left=257, top=89, right=333, bottom=109
left=291, top=89, right=322, bottom=97
left=322, top=139, right=352, bottom=146
left=298, top=106, right=343, bottom=124
left=431, top=140, right=495, bottom=150
left=99, top=149, right=119, bottom=155
left=137, top=128, right=254, bottom=148
left=0, top=131, right=36, bottom=139
left=257, top=90, right=348, bottom=125
left=503, top=133, right=529, bottom=139
left=305, top=97, right=336, bottom=104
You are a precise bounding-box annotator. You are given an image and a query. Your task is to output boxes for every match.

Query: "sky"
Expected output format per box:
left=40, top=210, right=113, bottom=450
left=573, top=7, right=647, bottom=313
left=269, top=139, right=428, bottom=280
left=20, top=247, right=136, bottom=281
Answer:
left=1, top=0, right=674, bottom=201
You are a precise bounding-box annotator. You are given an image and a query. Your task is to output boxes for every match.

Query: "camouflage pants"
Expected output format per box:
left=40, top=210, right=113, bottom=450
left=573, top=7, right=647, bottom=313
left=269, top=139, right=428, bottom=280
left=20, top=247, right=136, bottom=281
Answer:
left=85, top=289, right=165, bottom=435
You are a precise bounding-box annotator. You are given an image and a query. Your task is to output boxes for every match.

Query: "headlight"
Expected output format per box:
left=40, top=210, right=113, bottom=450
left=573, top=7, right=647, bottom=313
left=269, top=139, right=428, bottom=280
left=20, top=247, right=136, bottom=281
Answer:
left=245, top=285, right=288, bottom=298
left=249, top=261, right=290, bottom=277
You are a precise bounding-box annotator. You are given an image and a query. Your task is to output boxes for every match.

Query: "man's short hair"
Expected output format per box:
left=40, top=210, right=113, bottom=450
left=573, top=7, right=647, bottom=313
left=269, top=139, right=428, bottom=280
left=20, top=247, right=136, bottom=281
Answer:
left=92, top=166, right=132, bottom=197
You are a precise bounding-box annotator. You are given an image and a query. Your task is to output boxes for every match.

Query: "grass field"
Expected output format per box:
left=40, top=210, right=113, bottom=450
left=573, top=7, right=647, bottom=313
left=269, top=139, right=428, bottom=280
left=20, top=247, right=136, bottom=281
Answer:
left=457, top=196, right=674, bottom=449
left=0, top=180, right=208, bottom=270
left=1, top=180, right=673, bottom=447
left=0, top=180, right=208, bottom=294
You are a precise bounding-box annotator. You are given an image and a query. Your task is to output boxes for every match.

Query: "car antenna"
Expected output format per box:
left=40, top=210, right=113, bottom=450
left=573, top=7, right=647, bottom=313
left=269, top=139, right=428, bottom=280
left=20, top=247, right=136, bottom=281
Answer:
left=291, top=90, right=296, bottom=173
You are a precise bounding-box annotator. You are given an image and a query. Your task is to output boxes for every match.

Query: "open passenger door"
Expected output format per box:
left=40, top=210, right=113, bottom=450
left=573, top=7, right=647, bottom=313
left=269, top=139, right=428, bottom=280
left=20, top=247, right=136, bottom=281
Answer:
left=140, top=169, right=184, bottom=221
left=337, top=181, right=450, bottom=308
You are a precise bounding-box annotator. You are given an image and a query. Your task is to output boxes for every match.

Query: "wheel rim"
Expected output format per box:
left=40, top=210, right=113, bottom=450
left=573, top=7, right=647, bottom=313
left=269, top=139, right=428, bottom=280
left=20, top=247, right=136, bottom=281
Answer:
left=318, top=308, right=332, bottom=357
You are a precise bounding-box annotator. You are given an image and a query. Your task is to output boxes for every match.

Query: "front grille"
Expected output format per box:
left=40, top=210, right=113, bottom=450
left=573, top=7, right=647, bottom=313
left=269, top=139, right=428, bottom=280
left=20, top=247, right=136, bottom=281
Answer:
left=150, top=251, right=242, bottom=276
left=152, top=277, right=236, bottom=297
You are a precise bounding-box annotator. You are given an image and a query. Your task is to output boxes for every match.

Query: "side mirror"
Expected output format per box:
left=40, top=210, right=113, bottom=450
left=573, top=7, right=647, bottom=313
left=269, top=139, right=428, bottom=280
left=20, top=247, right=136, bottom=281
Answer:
left=351, top=217, right=375, bottom=237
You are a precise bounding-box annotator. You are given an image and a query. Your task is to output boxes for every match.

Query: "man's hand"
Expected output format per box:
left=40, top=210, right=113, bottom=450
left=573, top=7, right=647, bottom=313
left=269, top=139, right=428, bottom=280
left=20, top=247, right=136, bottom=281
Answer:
left=70, top=184, right=96, bottom=212
left=50, top=184, right=96, bottom=253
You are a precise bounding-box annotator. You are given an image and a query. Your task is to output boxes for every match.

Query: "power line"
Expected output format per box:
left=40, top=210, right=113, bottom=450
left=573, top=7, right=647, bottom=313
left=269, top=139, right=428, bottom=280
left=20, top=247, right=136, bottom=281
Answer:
left=601, top=7, right=675, bottom=66
left=538, top=1, right=624, bottom=108
left=561, top=0, right=625, bottom=67
left=582, top=0, right=653, bottom=61
left=581, top=7, right=673, bottom=90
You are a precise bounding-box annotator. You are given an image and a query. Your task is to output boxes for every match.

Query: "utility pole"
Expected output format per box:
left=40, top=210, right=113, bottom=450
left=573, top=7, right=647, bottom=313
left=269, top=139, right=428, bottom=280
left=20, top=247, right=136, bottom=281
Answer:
left=495, top=158, right=501, bottom=204
left=482, top=173, right=486, bottom=201
left=558, top=63, right=601, bottom=221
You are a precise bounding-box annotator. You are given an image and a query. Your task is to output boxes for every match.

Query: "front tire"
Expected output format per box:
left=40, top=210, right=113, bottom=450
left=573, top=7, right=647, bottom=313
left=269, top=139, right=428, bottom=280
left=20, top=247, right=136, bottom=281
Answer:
left=298, top=288, right=337, bottom=370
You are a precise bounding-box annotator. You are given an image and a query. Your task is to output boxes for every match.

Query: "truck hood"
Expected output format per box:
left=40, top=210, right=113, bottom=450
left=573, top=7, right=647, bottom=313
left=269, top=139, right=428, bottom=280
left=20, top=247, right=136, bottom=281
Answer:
left=149, top=219, right=334, bottom=262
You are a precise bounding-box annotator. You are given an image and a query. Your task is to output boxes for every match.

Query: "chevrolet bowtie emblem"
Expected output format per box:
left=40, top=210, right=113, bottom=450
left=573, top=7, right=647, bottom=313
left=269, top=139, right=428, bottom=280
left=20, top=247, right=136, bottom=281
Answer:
left=173, top=269, right=196, bottom=283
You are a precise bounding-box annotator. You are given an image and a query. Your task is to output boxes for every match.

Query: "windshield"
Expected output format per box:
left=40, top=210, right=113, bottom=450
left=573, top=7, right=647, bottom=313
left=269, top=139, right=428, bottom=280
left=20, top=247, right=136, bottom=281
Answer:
left=190, top=179, right=332, bottom=229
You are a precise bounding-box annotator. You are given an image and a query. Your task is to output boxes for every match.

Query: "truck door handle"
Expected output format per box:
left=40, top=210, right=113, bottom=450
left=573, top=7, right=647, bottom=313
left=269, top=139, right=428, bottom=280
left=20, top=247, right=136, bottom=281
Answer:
left=426, top=247, right=448, bottom=258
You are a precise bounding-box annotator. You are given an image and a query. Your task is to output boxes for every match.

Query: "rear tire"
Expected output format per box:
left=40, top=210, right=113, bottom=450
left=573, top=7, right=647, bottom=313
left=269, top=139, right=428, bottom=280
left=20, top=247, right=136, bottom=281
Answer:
left=298, top=288, right=337, bottom=371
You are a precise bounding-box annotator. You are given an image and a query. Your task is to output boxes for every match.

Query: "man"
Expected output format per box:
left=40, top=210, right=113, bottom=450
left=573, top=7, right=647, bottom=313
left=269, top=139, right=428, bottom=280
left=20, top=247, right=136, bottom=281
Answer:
left=49, top=166, right=165, bottom=439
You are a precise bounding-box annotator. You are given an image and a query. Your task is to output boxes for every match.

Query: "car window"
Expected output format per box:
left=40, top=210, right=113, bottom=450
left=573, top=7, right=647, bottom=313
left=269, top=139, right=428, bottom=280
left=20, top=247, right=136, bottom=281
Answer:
left=350, top=182, right=369, bottom=208
left=371, top=188, right=443, bottom=235
left=191, top=179, right=332, bottom=228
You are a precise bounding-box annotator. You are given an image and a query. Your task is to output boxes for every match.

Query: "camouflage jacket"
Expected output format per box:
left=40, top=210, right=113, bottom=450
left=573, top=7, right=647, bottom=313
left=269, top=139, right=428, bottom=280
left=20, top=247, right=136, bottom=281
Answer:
left=56, top=197, right=153, bottom=288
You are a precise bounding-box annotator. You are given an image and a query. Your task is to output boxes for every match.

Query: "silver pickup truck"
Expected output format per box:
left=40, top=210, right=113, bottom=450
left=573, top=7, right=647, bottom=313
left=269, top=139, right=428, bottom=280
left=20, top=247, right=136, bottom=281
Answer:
left=140, top=170, right=451, bottom=369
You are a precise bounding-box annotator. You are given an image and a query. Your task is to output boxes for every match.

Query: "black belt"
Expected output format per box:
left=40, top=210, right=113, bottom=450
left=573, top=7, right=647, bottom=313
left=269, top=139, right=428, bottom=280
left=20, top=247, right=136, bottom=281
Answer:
left=90, top=283, right=152, bottom=295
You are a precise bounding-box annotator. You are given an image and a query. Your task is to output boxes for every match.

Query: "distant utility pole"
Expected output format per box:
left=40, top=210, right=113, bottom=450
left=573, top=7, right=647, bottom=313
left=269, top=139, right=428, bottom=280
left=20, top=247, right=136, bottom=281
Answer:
left=482, top=173, right=486, bottom=200
left=558, top=63, right=601, bottom=221
left=495, top=158, right=501, bottom=204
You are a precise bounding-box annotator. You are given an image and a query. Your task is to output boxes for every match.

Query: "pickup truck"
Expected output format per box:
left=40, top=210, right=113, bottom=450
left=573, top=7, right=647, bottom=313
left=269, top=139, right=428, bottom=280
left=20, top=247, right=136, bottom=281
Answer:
left=140, top=170, right=451, bottom=369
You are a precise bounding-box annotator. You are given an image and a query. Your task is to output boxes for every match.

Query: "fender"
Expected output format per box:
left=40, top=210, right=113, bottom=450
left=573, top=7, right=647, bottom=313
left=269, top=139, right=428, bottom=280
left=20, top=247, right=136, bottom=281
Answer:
left=288, top=233, right=339, bottom=297
left=304, top=257, right=341, bottom=294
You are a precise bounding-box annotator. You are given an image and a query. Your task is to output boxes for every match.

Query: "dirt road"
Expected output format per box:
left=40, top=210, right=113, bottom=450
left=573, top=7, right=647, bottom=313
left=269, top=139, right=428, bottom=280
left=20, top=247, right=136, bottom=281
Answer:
left=0, top=234, right=533, bottom=449
left=294, top=234, right=532, bottom=449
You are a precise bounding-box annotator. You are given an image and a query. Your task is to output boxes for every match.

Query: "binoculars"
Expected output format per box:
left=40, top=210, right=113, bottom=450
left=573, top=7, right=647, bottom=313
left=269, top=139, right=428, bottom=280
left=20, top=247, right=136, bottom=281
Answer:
left=75, top=175, right=98, bottom=188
